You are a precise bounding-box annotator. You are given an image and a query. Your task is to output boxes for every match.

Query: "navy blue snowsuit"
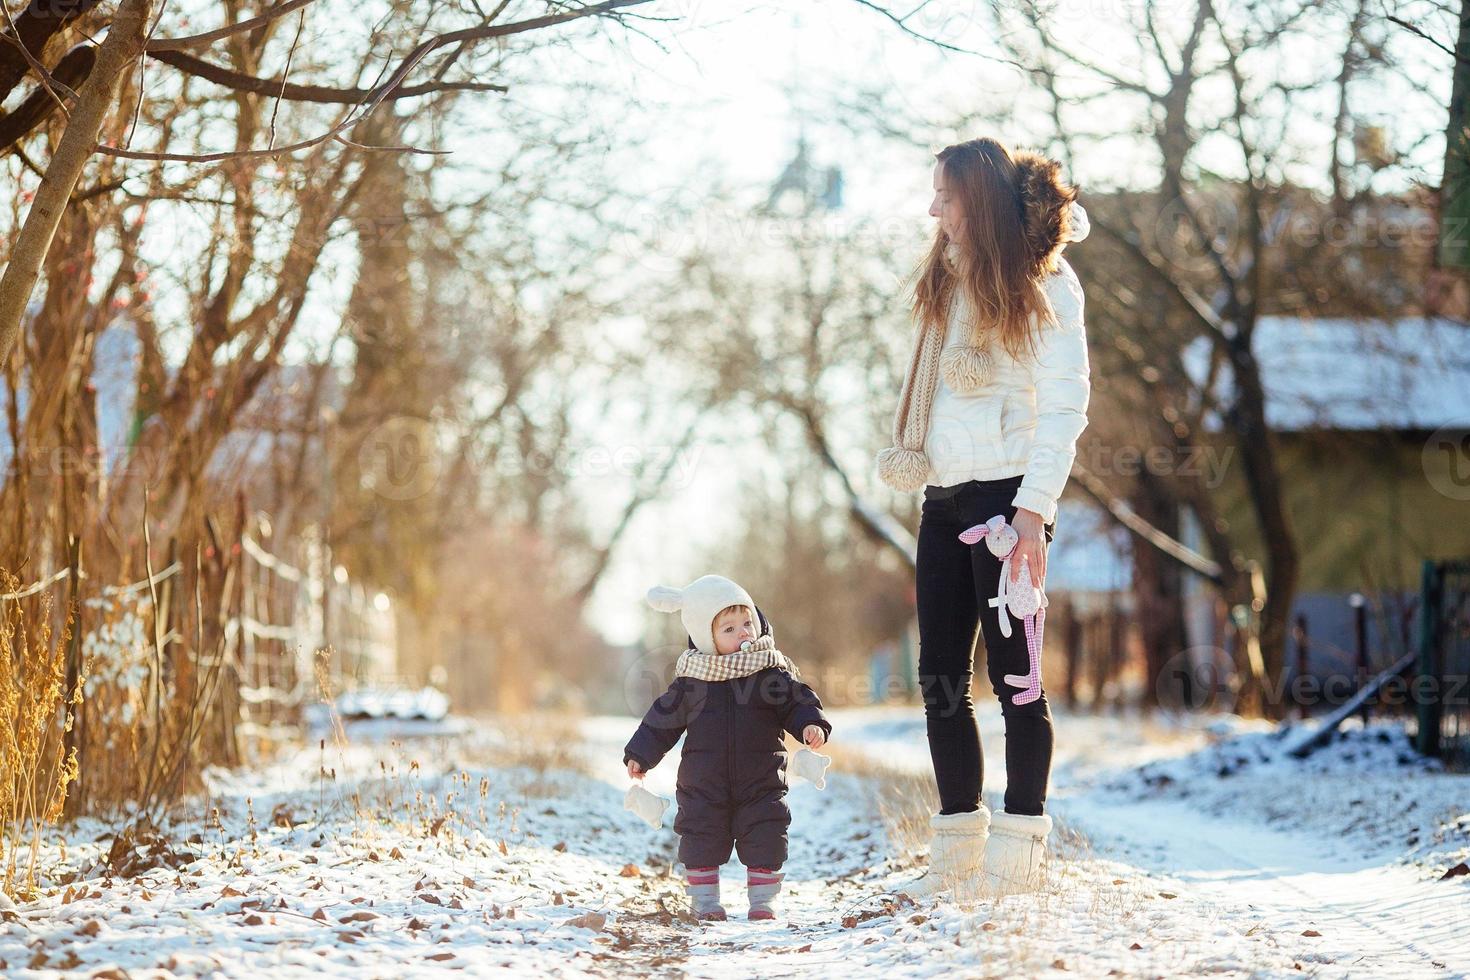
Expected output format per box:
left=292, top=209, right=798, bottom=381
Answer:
left=622, top=613, right=831, bottom=871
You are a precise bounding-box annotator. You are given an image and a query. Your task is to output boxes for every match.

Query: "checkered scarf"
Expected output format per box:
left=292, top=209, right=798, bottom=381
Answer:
left=675, top=635, right=800, bottom=682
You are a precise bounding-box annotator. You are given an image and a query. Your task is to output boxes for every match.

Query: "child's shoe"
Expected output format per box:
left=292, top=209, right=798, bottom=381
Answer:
left=684, top=866, right=726, bottom=920
left=746, top=866, right=784, bottom=920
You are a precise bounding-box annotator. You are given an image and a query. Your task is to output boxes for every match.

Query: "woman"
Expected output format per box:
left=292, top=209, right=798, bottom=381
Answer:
left=876, top=137, right=1090, bottom=898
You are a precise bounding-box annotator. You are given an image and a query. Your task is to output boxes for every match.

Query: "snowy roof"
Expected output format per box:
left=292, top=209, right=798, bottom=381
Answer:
left=1182, top=317, right=1470, bottom=432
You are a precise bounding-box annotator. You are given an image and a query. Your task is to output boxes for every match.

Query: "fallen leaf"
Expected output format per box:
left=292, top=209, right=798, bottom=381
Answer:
left=982, top=922, right=997, bottom=932
left=553, top=842, right=567, bottom=853
left=1302, top=929, right=1321, bottom=937
left=339, top=911, right=377, bottom=924
left=1129, top=942, right=1143, bottom=950
left=618, top=864, right=641, bottom=878
left=311, top=908, right=328, bottom=922
left=243, top=914, right=265, bottom=926
left=1158, top=892, right=1177, bottom=899
left=419, top=893, right=443, bottom=906
left=1440, top=862, right=1469, bottom=880
left=498, top=840, right=508, bottom=856
left=566, top=911, right=607, bottom=931
left=78, top=919, right=101, bottom=937
left=389, top=847, right=405, bottom=861
left=426, top=953, right=455, bottom=961
left=221, top=885, right=245, bottom=898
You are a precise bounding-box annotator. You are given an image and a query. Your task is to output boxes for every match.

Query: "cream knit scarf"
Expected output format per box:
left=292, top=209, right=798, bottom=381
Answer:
left=875, top=243, right=995, bottom=492
left=675, top=635, right=801, bottom=682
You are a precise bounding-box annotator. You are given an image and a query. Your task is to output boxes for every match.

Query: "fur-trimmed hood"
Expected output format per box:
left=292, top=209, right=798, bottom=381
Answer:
left=1012, top=151, right=1089, bottom=277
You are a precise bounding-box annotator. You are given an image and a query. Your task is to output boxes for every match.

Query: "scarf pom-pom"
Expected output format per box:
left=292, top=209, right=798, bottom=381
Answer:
left=876, top=446, right=930, bottom=492
left=940, top=345, right=994, bottom=393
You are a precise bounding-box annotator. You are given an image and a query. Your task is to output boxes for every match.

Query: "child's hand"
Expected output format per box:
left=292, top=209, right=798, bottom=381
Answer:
left=626, top=759, right=644, bottom=780
left=802, top=725, right=826, bottom=749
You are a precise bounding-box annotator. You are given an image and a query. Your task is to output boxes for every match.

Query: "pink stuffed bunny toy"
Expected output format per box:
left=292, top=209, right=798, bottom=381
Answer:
left=957, top=515, right=1047, bottom=706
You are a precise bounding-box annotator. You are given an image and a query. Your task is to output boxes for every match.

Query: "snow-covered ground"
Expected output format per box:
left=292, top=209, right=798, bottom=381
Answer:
left=0, top=706, right=1465, bottom=977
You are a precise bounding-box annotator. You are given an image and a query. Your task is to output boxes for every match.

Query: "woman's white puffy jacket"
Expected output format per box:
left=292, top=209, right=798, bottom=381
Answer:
left=925, top=204, right=1091, bottom=525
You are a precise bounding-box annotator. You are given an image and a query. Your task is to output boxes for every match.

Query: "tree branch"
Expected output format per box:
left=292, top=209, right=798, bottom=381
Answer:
left=144, top=0, right=320, bottom=53
left=144, top=48, right=509, bottom=102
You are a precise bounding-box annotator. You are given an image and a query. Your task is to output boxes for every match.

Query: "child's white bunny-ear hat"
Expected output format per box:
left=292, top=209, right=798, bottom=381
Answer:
left=647, top=575, right=757, bottom=655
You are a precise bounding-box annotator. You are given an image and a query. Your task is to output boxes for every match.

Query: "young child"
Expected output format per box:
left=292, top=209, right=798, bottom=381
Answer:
left=623, top=575, right=831, bottom=922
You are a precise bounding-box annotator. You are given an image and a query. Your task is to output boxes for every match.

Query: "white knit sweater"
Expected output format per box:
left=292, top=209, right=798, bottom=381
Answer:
left=924, top=202, right=1091, bottom=524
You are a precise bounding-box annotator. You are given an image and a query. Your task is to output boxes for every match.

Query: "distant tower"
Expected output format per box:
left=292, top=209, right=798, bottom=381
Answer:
left=763, top=132, right=844, bottom=217
left=762, top=11, right=843, bottom=216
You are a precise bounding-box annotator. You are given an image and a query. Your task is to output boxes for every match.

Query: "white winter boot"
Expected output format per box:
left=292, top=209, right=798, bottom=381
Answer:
left=899, top=804, right=990, bottom=900
left=982, top=810, right=1052, bottom=895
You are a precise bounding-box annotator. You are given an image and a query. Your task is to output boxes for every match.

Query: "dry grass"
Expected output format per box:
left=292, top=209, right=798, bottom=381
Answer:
left=0, top=581, right=80, bottom=900
left=827, top=740, right=1167, bottom=973
left=459, top=712, right=592, bottom=792
left=821, top=742, right=939, bottom=861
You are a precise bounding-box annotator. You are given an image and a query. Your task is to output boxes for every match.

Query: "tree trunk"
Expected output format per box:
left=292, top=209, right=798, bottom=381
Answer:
left=1441, top=0, right=1470, bottom=269
left=0, top=0, right=155, bottom=366
left=1131, top=471, right=1189, bottom=708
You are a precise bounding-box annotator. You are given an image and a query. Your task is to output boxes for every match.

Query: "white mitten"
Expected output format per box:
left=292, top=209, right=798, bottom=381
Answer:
left=624, top=782, right=670, bottom=829
left=789, top=747, right=831, bottom=790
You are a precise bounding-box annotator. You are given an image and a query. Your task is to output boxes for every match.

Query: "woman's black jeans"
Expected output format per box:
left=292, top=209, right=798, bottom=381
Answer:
left=916, top=474, right=1054, bottom=817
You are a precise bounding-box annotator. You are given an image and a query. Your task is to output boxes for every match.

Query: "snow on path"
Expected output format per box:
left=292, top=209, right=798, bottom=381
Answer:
left=1073, top=796, right=1469, bottom=977
left=1, top=707, right=1459, bottom=978
left=834, top=706, right=1470, bottom=979
left=579, top=712, right=1307, bottom=977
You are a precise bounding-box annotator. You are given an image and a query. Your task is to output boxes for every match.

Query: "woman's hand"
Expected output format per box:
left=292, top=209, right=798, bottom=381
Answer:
left=1009, top=508, right=1048, bottom=588
left=803, top=725, right=827, bottom=749
left=626, top=760, right=644, bottom=780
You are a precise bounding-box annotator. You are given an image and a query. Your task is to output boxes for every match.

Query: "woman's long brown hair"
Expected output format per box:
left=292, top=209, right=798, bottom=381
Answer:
left=912, top=138, right=1078, bottom=362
